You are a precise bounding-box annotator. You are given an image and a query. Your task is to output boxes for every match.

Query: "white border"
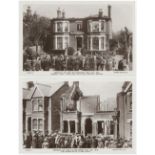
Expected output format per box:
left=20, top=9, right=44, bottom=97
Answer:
left=19, top=0, right=136, bottom=76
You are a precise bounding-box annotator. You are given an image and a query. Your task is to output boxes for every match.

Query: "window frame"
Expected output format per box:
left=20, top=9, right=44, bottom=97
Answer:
left=92, top=37, right=99, bottom=50
left=32, top=99, right=38, bottom=112
left=91, top=21, right=99, bottom=32
left=57, top=22, right=63, bottom=32
left=38, top=98, right=43, bottom=112
left=77, top=23, right=82, bottom=31
left=32, top=119, right=37, bottom=130
left=57, top=37, right=63, bottom=50
left=38, top=119, right=43, bottom=130
left=70, top=120, right=75, bottom=133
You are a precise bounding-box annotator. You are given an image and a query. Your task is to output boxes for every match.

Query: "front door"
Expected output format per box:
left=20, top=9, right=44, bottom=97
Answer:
left=85, top=118, right=92, bottom=136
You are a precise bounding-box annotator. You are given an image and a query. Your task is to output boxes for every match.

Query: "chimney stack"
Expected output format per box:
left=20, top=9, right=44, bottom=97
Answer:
left=62, top=9, right=65, bottom=18
left=64, top=81, right=68, bottom=86
left=108, top=5, right=111, bottom=18
left=57, top=8, right=61, bottom=18
left=73, top=81, right=79, bottom=88
left=98, top=9, right=103, bottom=18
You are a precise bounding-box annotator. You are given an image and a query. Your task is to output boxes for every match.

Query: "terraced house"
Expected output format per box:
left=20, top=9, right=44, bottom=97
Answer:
left=23, top=81, right=132, bottom=140
left=22, top=82, right=69, bottom=135
left=23, top=81, right=118, bottom=139
left=50, top=5, right=112, bottom=53
left=60, top=82, right=117, bottom=138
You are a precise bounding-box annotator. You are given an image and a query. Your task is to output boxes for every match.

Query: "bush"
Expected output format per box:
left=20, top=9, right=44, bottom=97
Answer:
left=67, top=47, right=75, bottom=56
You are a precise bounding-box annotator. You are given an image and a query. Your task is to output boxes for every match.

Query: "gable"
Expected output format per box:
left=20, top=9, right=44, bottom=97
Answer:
left=31, top=87, right=43, bottom=98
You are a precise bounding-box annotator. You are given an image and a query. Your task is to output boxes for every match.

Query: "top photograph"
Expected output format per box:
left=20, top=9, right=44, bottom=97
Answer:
left=21, top=1, right=135, bottom=72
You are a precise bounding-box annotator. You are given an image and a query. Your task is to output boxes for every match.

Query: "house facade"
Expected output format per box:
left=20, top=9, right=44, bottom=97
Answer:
left=23, top=81, right=122, bottom=139
left=60, top=82, right=117, bottom=138
left=49, top=5, right=112, bottom=53
left=23, top=82, right=69, bottom=135
left=117, top=81, right=132, bottom=140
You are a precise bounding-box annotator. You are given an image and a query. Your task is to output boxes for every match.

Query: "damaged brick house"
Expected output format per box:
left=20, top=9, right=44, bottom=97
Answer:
left=23, top=81, right=121, bottom=139
left=60, top=82, right=117, bottom=138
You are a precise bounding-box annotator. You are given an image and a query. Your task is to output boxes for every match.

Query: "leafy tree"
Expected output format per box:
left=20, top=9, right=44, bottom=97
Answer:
left=23, top=6, right=51, bottom=49
left=67, top=47, right=75, bottom=56
left=110, top=27, right=132, bottom=57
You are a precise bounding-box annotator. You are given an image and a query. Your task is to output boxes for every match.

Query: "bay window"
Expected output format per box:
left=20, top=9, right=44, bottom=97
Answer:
left=55, top=35, right=69, bottom=50
left=92, top=22, right=99, bottom=32
left=57, top=22, right=63, bottom=32
left=32, top=98, right=43, bottom=112
left=88, top=20, right=105, bottom=32
left=64, top=22, right=69, bottom=32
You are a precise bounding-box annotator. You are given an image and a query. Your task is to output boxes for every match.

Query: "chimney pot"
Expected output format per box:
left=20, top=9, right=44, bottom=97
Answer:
left=57, top=8, right=61, bottom=18
left=108, top=5, right=111, bottom=18
left=62, top=9, right=65, bottom=18
left=73, top=81, right=79, bottom=88
left=99, top=9, right=103, bottom=17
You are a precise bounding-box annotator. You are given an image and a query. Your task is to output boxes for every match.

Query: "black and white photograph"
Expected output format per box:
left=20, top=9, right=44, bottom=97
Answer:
left=21, top=80, right=133, bottom=151
left=21, top=1, right=134, bottom=72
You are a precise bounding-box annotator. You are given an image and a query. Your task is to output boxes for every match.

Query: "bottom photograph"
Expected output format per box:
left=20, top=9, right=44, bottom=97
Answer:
left=21, top=80, right=133, bottom=151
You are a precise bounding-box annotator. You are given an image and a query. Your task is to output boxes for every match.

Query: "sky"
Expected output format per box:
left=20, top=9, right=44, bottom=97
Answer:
left=22, top=1, right=135, bottom=32
left=23, top=81, right=124, bottom=102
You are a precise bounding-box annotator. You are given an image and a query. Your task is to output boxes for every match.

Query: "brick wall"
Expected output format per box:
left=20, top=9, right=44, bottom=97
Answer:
left=51, top=83, right=69, bottom=131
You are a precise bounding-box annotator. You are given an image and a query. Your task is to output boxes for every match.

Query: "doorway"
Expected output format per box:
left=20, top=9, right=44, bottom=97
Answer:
left=97, top=121, right=105, bottom=134
left=85, top=118, right=92, bottom=136
left=27, top=117, right=31, bottom=132
left=77, top=37, right=82, bottom=50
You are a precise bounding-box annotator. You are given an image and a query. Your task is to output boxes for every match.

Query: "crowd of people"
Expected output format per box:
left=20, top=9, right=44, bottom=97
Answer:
left=23, top=131, right=132, bottom=149
left=23, top=50, right=129, bottom=71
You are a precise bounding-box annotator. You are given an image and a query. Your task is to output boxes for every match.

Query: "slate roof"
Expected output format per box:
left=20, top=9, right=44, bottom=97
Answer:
left=23, top=88, right=30, bottom=100
left=122, top=81, right=132, bottom=93
left=48, top=82, right=66, bottom=96
left=51, top=15, right=111, bottom=22
left=23, top=82, right=67, bottom=99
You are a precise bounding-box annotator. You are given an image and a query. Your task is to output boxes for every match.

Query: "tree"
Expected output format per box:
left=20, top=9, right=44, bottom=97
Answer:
left=123, top=27, right=132, bottom=63
left=67, top=47, right=75, bottom=56
left=23, top=6, right=51, bottom=49
left=110, top=27, right=132, bottom=61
